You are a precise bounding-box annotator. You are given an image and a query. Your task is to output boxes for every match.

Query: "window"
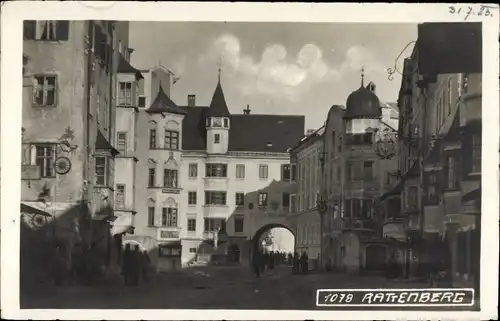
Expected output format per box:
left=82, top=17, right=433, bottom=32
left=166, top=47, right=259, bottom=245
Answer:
left=205, top=191, right=227, bottom=206
left=35, top=144, right=56, bottom=178
left=446, top=154, right=460, bottom=190
left=95, top=156, right=107, bottom=185
left=32, top=75, right=57, bottom=106
left=259, top=165, right=269, bottom=179
left=162, top=207, right=178, bottom=227
left=425, top=172, right=439, bottom=204
left=235, top=192, right=245, bottom=206
left=204, top=218, right=226, bottom=232
left=188, top=192, right=197, bottom=205
left=138, top=96, right=146, bottom=108
left=258, top=192, right=268, bottom=207
left=187, top=218, right=196, bottom=232
left=23, top=20, right=69, bottom=41
left=471, top=134, right=481, bottom=173
left=223, top=118, right=229, bottom=128
left=281, top=164, right=291, bottom=181
left=189, top=247, right=197, bottom=253
left=115, top=184, right=125, bottom=209
left=290, top=194, right=297, bottom=212
left=234, top=217, right=244, bottom=233
left=282, top=192, right=290, bottom=208
left=236, top=164, right=245, bottom=179
left=206, top=164, right=227, bottom=177
left=363, top=162, right=374, bottom=180
left=164, top=130, right=179, bottom=150
left=148, top=168, right=156, bottom=187
left=116, top=132, right=127, bottom=155
left=118, top=82, right=132, bottom=106
left=407, top=186, right=419, bottom=209
left=188, top=163, right=198, bottom=178
left=163, top=169, right=178, bottom=188
left=149, top=129, right=157, bottom=149
left=291, top=164, right=297, bottom=181
left=214, top=134, right=220, bottom=144
left=148, top=207, right=155, bottom=226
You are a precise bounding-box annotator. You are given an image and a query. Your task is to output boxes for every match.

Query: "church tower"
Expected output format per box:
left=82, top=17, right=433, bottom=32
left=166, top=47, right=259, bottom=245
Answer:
left=206, top=69, right=231, bottom=154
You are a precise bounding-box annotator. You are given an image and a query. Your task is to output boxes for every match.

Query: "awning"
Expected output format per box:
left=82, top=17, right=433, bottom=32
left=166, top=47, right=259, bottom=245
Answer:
left=95, top=130, right=119, bottom=157
left=20, top=203, right=52, bottom=217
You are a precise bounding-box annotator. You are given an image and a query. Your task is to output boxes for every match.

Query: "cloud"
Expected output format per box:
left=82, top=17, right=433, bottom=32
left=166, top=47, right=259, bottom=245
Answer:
left=200, top=34, right=385, bottom=102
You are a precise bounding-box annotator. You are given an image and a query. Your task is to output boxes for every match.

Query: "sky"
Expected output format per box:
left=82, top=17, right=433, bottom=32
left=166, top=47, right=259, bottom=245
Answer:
left=129, top=22, right=417, bottom=130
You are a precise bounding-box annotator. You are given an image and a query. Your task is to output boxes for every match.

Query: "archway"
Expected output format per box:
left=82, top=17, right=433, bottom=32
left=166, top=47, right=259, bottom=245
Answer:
left=123, top=239, right=146, bottom=252
left=251, top=223, right=296, bottom=261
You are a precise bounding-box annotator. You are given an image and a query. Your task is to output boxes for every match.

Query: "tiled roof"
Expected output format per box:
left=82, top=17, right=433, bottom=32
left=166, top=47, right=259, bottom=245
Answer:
left=180, top=106, right=305, bottom=153
left=207, top=81, right=231, bottom=117
left=146, top=85, right=187, bottom=115
left=117, top=55, right=143, bottom=79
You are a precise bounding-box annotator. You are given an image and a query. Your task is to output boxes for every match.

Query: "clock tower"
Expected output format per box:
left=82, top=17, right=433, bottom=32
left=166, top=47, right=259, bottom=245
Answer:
left=206, top=69, right=231, bottom=154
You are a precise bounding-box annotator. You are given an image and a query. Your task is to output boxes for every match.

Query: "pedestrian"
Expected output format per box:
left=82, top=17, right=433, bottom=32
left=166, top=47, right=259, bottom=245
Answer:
left=260, top=251, right=266, bottom=274
left=252, top=252, right=261, bottom=278
left=130, top=245, right=141, bottom=286
left=288, top=252, right=293, bottom=266
left=301, top=251, right=309, bottom=274
left=293, top=251, right=299, bottom=274
left=141, top=250, right=151, bottom=282
left=122, top=244, right=132, bottom=286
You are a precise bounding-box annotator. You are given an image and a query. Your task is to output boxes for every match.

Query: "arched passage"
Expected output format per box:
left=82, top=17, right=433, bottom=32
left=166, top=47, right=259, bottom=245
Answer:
left=123, top=239, right=146, bottom=252
left=251, top=223, right=296, bottom=260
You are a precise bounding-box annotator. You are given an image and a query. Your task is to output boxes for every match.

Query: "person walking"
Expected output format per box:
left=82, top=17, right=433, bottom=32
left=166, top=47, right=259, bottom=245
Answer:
left=122, top=244, right=132, bottom=286
left=293, top=251, right=299, bottom=274
left=141, top=250, right=151, bottom=282
left=300, top=251, right=309, bottom=274
left=252, top=252, right=261, bottom=278
left=130, top=245, right=141, bottom=286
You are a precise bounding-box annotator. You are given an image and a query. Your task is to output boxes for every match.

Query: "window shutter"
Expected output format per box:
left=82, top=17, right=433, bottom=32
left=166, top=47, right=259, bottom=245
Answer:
left=23, top=21, right=36, bottom=39
left=56, top=21, right=69, bottom=40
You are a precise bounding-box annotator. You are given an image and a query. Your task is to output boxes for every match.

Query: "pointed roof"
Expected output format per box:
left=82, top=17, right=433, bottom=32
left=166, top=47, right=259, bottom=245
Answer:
left=146, top=84, right=187, bottom=115
left=117, top=55, right=143, bottom=80
left=207, top=77, right=231, bottom=117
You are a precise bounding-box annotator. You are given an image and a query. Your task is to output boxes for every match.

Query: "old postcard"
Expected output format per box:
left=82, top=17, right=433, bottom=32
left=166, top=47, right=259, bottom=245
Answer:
left=1, top=2, right=499, bottom=320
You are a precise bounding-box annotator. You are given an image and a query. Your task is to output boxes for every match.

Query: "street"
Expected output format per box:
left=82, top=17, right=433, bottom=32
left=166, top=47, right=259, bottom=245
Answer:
left=21, top=265, right=434, bottom=310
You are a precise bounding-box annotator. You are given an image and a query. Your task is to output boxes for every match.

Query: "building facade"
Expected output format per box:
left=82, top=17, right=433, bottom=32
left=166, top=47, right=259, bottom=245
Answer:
left=321, top=78, right=399, bottom=274
left=381, top=22, right=482, bottom=286
left=20, top=20, right=126, bottom=285
left=289, top=126, right=324, bottom=270
left=124, top=71, right=304, bottom=271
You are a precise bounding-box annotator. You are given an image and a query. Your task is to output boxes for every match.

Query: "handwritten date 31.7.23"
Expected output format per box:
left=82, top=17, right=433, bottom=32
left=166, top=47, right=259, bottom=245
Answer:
left=449, top=5, right=495, bottom=21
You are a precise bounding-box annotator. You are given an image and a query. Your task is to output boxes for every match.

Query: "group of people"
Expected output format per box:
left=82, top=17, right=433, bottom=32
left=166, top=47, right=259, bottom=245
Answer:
left=251, top=249, right=310, bottom=277
left=121, top=244, right=151, bottom=286
left=292, top=251, right=309, bottom=274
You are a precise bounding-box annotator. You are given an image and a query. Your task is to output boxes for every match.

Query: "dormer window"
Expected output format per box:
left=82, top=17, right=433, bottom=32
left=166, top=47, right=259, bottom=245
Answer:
left=213, top=118, right=222, bottom=128
left=206, top=117, right=230, bottom=129
left=223, top=118, right=229, bottom=128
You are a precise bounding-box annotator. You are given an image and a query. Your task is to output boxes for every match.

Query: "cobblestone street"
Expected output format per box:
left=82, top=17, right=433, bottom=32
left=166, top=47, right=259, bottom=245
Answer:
left=21, top=265, right=435, bottom=310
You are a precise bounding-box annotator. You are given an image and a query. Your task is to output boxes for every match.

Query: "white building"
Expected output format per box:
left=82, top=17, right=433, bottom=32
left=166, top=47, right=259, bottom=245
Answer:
left=289, top=126, right=325, bottom=270
left=119, top=70, right=305, bottom=271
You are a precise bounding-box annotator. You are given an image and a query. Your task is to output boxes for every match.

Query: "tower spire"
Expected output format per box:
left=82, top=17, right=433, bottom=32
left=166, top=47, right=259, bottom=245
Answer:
left=217, top=55, right=222, bottom=83
left=361, top=66, right=365, bottom=87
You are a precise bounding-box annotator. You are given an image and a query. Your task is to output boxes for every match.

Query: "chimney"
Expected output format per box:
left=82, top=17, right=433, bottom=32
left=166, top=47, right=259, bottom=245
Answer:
left=243, top=104, right=251, bottom=115
left=188, top=94, right=196, bottom=107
